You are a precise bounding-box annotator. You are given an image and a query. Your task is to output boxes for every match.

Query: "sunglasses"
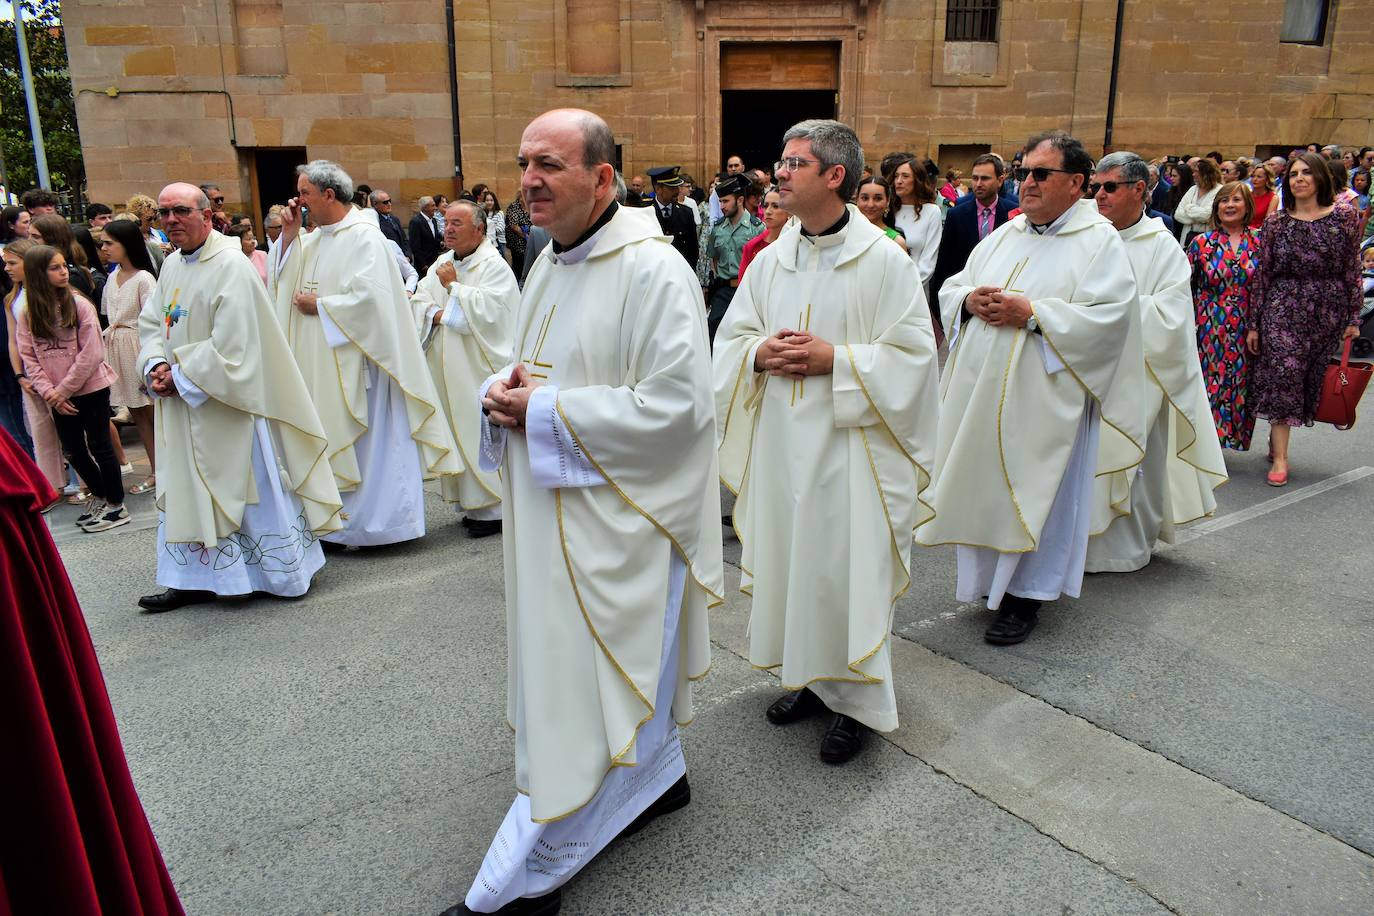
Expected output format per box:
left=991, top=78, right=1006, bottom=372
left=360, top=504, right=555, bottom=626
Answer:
left=211, top=197, right=225, bottom=204
left=1088, top=180, right=1137, bottom=195
left=155, top=206, right=201, bottom=219
left=1014, top=166, right=1076, bottom=183
left=376, top=198, right=393, bottom=205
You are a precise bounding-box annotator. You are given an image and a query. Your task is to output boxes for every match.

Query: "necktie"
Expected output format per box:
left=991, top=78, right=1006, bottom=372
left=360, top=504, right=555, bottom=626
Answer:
left=979, top=207, right=992, bottom=240
left=432, top=216, right=440, bottom=238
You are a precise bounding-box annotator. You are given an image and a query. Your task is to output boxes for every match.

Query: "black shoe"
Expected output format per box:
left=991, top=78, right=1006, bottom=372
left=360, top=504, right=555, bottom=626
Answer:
left=765, top=687, right=824, bottom=725
left=462, top=517, right=502, bottom=538
left=984, top=596, right=1042, bottom=645
left=819, top=713, right=865, bottom=765
left=138, top=588, right=216, bottom=613
left=438, top=888, right=561, bottom=916
left=320, top=539, right=348, bottom=554
left=618, top=775, right=691, bottom=842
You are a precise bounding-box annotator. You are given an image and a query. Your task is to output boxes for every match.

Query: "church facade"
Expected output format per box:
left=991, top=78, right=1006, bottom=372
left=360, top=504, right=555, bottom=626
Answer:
left=64, top=0, right=1372, bottom=221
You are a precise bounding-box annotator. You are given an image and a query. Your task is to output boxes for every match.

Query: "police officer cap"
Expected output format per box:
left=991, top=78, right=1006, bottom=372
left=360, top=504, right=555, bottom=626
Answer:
left=716, top=173, right=751, bottom=197
left=647, top=165, right=685, bottom=187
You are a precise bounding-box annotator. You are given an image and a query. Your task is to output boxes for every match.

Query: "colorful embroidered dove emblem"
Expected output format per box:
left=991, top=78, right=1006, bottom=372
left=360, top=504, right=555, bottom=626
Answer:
left=163, top=288, right=186, bottom=338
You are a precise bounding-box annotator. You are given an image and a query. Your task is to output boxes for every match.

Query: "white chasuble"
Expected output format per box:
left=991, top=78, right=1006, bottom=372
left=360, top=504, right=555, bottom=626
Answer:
left=917, top=201, right=1147, bottom=603
left=136, top=231, right=342, bottom=582
left=411, top=239, right=516, bottom=514
left=714, top=207, right=940, bottom=732
left=270, top=207, right=458, bottom=545
left=474, top=205, right=722, bottom=833
left=1086, top=215, right=1227, bottom=572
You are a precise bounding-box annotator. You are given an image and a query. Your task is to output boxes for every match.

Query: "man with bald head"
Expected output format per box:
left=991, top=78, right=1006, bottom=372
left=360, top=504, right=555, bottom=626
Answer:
left=410, top=198, right=517, bottom=536
left=135, top=183, right=343, bottom=612
left=442, top=109, right=723, bottom=915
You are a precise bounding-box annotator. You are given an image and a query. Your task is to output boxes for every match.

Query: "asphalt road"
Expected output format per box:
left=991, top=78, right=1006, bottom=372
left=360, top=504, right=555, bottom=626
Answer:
left=52, top=415, right=1374, bottom=916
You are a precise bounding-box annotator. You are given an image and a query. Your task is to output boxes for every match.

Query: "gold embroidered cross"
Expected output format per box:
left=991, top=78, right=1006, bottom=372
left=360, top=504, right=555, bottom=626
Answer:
left=1002, top=258, right=1029, bottom=294
left=791, top=302, right=813, bottom=406
left=523, top=304, right=558, bottom=380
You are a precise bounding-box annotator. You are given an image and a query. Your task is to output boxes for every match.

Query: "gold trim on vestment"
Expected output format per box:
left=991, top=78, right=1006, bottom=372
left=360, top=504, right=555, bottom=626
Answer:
left=556, top=401, right=726, bottom=614
left=431, top=337, right=503, bottom=506
left=1146, top=362, right=1230, bottom=486
left=995, top=331, right=1035, bottom=542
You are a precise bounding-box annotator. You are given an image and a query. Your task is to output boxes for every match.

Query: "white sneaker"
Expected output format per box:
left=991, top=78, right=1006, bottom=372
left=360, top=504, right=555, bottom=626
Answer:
left=84, top=504, right=130, bottom=532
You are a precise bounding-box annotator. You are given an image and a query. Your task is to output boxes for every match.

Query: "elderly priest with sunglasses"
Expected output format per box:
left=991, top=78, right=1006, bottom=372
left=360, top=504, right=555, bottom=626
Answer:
left=135, top=183, right=344, bottom=612
left=1084, top=152, right=1227, bottom=573
left=916, top=131, right=1148, bottom=646
left=270, top=160, right=459, bottom=549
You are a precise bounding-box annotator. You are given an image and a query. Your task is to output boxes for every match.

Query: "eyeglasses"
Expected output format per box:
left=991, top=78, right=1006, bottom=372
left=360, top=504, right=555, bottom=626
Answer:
left=154, top=206, right=200, bottom=219
left=774, top=157, right=820, bottom=174
left=1088, top=180, right=1137, bottom=195
left=211, top=197, right=225, bottom=205
left=1014, top=166, right=1077, bottom=183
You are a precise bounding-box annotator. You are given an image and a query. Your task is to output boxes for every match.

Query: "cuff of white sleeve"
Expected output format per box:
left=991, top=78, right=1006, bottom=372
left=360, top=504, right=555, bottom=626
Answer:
left=171, top=364, right=209, bottom=408
left=526, top=386, right=606, bottom=490
left=441, top=292, right=471, bottom=333
left=317, top=303, right=350, bottom=349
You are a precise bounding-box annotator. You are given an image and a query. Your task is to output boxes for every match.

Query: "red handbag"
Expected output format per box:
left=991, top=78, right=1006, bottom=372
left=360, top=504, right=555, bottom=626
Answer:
left=1315, top=337, right=1373, bottom=429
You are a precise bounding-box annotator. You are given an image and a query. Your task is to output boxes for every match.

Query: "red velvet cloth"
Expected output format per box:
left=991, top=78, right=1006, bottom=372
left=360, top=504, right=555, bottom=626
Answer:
left=0, top=429, right=183, bottom=915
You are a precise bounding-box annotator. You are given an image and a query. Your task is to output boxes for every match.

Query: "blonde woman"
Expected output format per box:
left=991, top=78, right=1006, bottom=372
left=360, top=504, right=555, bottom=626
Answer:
left=126, top=195, right=168, bottom=269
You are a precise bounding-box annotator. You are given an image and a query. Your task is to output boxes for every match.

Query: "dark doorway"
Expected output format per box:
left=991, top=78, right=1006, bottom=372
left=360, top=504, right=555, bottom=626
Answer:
left=720, top=89, right=836, bottom=179
left=248, top=147, right=308, bottom=221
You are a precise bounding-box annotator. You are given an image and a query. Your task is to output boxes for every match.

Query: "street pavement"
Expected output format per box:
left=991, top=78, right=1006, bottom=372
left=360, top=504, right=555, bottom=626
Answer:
left=51, top=415, right=1374, bottom=916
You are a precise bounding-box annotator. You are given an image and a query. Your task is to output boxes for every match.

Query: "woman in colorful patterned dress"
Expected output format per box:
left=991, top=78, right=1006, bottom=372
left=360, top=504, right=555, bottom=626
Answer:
left=1248, top=153, right=1364, bottom=486
left=1188, top=181, right=1259, bottom=451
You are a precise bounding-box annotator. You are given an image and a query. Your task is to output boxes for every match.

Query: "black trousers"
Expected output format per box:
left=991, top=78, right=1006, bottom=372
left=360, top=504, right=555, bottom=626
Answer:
left=707, top=282, right=737, bottom=346
left=52, top=387, right=123, bottom=505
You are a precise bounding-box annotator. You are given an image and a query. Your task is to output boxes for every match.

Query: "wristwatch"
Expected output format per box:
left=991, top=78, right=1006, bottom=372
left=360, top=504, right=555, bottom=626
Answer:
left=1024, top=314, right=1039, bottom=334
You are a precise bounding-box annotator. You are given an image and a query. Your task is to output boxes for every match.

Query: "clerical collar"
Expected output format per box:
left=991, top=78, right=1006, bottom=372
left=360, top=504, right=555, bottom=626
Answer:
left=551, top=201, right=619, bottom=258
left=179, top=238, right=208, bottom=263
left=1027, top=204, right=1076, bottom=236
left=800, top=208, right=849, bottom=239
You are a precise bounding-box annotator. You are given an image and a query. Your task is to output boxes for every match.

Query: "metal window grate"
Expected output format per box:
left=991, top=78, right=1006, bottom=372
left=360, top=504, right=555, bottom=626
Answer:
left=946, top=0, right=1000, bottom=43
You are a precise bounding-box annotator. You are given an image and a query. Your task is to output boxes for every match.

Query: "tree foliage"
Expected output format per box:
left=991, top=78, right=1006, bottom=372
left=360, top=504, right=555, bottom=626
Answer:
left=0, top=0, right=84, bottom=197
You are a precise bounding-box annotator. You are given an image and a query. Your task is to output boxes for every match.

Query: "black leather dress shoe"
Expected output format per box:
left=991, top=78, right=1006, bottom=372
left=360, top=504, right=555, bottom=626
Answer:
left=438, top=888, right=561, bottom=915
left=765, top=687, right=824, bottom=725
left=818, top=713, right=865, bottom=765
left=138, top=588, right=216, bottom=613
left=320, top=539, right=348, bottom=554
left=462, top=517, right=502, bottom=539
left=984, top=596, right=1042, bottom=646
left=618, top=774, right=691, bottom=842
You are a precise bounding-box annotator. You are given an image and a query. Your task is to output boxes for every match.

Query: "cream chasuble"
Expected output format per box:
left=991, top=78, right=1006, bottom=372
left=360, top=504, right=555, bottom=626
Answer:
left=1086, top=214, right=1227, bottom=572
left=270, top=207, right=458, bottom=545
left=714, top=207, right=940, bottom=732
left=477, top=205, right=722, bottom=825
left=137, top=230, right=342, bottom=549
left=411, top=239, right=516, bottom=513
left=917, top=200, right=1147, bottom=566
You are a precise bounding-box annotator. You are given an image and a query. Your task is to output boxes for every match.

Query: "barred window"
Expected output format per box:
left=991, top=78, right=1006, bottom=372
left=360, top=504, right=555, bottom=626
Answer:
left=946, top=0, right=1000, bottom=43
left=1280, top=0, right=1330, bottom=44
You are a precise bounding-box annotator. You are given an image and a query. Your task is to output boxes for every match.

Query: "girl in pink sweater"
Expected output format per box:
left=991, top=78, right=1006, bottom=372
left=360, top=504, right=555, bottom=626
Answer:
left=16, top=245, right=127, bottom=532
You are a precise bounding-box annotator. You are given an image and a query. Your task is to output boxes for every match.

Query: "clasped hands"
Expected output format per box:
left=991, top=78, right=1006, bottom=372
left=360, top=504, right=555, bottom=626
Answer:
left=966, top=286, right=1033, bottom=328
left=754, top=328, right=834, bottom=381
left=41, top=387, right=79, bottom=415
left=148, top=362, right=179, bottom=399
left=482, top=363, right=544, bottom=430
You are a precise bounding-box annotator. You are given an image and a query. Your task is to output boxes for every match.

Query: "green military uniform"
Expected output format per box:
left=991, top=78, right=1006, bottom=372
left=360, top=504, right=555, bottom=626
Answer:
left=706, top=173, right=764, bottom=342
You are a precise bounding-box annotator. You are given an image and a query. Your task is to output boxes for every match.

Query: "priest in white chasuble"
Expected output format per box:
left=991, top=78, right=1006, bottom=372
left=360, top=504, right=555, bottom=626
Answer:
left=411, top=199, right=516, bottom=538
left=135, top=183, right=343, bottom=613
left=713, top=120, right=939, bottom=765
left=916, top=131, right=1148, bottom=646
left=1086, top=153, right=1228, bottom=573
left=270, top=160, right=458, bottom=548
left=440, top=110, right=723, bottom=916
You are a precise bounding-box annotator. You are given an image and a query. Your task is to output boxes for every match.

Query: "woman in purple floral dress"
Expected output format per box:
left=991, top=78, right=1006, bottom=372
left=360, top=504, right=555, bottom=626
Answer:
left=1188, top=181, right=1259, bottom=450
left=1248, top=153, right=1363, bottom=486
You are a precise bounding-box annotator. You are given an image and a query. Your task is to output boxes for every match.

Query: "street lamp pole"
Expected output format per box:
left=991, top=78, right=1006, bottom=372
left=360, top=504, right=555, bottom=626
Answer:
left=13, top=1, right=52, bottom=189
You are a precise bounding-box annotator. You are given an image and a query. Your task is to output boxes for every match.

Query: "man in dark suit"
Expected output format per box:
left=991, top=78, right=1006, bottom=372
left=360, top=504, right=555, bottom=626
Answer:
left=370, top=188, right=412, bottom=262
left=407, top=195, right=443, bottom=275
left=929, top=154, right=1015, bottom=332
left=647, top=165, right=699, bottom=268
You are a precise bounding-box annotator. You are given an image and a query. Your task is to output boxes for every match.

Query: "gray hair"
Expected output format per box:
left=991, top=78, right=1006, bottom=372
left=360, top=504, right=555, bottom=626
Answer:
left=575, top=111, right=616, bottom=169
left=448, top=198, right=486, bottom=232
left=297, top=160, right=355, bottom=203
left=1095, top=151, right=1150, bottom=186
left=613, top=171, right=627, bottom=204
left=264, top=212, right=282, bottom=226
left=418, top=195, right=435, bottom=209
left=781, top=119, right=864, bottom=201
